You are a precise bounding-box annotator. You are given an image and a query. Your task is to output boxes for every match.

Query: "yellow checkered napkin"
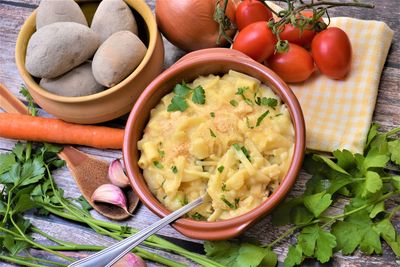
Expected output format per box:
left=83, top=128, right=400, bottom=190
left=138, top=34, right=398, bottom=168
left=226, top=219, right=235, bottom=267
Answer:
left=266, top=3, right=394, bottom=153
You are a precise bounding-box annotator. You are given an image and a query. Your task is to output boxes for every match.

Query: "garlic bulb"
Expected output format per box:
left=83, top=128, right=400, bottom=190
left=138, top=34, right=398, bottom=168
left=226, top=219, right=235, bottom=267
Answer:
left=112, top=253, right=146, bottom=267
left=91, top=184, right=130, bottom=214
left=108, top=159, right=130, bottom=188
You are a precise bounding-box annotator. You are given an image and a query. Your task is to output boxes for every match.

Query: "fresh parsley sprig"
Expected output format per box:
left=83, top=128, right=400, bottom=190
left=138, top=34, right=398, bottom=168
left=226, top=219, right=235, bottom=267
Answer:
left=205, top=124, right=400, bottom=267
left=167, top=83, right=205, bottom=112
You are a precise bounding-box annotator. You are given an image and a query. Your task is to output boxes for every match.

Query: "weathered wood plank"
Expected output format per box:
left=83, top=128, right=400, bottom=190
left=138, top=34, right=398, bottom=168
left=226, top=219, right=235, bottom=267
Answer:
left=0, top=0, right=399, bottom=266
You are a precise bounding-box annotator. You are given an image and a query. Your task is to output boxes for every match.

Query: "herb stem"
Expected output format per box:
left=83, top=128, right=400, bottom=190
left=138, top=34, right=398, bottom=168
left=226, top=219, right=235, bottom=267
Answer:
left=388, top=205, right=400, bottom=220
left=264, top=224, right=302, bottom=248
left=386, top=126, right=400, bottom=137
left=9, top=215, right=74, bottom=262
left=135, top=247, right=187, bottom=267
left=0, top=255, right=49, bottom=267
left=14, top=256, right=67, bottom=267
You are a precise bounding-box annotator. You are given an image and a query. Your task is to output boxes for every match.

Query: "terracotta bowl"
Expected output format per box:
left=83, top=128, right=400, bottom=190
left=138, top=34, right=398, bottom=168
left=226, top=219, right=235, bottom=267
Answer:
left=123, top=48, right=306, bottom=240
left=15, top=0, right=164, bottom=124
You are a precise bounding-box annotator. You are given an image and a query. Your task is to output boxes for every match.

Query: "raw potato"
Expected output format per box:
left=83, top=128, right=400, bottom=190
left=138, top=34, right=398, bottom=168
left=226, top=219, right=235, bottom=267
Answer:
left=40, top=62, right=105, bottom=97
left=92, top=31, right=147, bottom=87
left=25, top=22, right=100, bottom=79
left=36, top=0, right=88, bottom=29
left=91, top=0, right=138, bottom=43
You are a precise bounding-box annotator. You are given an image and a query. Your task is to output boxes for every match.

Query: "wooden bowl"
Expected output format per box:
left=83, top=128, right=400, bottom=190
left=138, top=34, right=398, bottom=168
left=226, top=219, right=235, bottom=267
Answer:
left=123, top=48, right=306, bottom=240
left=15, top=0, right=164, bottom=124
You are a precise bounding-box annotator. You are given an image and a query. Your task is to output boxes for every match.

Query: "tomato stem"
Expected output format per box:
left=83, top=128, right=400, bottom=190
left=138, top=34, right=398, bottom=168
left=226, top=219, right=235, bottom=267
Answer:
left=263, top=0, right=374, bottom=53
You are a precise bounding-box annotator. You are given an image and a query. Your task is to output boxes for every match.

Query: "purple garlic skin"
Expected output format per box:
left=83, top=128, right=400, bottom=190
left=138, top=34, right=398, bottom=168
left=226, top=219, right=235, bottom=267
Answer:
left=112, top=252, right=146, bottom=267
left=108, top=159, right=130, bottom=188
left=91, top=184, right=129, bottom=214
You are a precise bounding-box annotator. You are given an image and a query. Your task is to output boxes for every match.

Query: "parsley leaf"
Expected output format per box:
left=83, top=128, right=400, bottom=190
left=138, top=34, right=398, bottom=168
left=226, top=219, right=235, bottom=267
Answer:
left=256, top=110, right=269, bottom=127
left=167, top=95, right=188, bottom=112
left=153, top=161, right=164, bottom=169
left=284, top=245, right=302, bottom=267
left=171, top=165, right=178, bottom=173
left=217, top=165, right=224, bottom=173
left=210, top=129, right=217, bottom=138
left=221, top=196, right=236, bottom=209
left=191, top=212, right=206, bottom=221
left=303, top=192, right=332, bottom=217
left=260, top=97, right=278, bottom=108
left=235, top=87, right=252, bottom=105
left=192, top=86, right=206, bottom=104
left=173, top=83, right=191, bottom=97
left=204, top=241, right=275, bottom=267
left=210, top=112, right=215, bottom=118
left=230, top=99, right=238, bottom=107
left=388, top=140, right=400, bottom=165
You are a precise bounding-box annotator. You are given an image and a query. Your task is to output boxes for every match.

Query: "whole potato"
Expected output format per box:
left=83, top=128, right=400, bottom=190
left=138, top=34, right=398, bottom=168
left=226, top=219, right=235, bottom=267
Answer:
left=40, top=62, right=105, bottom=97
left=91, top=0, right=138, bottom=43
left=36, top=0, right=88, bottom=29
left=92, top=31, right=147, bottom=87
left=25, top=22, right=100, bottom=79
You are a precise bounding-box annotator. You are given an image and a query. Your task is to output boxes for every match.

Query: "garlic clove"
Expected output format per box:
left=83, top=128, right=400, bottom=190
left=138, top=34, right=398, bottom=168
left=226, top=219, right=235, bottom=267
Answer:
left=91, top=184, right=131, bottom=215
left=112, top=253, right=146, bottom=267
left=109, top=159, right=130, bottom=188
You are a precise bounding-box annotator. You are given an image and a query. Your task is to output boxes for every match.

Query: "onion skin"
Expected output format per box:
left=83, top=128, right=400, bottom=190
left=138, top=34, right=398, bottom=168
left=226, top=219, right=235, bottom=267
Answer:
left=156, top=0, right=237, bottom=52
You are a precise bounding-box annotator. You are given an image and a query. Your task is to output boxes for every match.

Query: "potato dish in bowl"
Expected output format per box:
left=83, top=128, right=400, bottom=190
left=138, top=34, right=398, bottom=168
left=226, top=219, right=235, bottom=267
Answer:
left=137, top=70, right=294, bottom=221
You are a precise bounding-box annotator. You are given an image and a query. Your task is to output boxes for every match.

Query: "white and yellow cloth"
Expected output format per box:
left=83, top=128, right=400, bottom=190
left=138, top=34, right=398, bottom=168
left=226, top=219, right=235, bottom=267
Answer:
left=268, top=3, right=394, bottom=153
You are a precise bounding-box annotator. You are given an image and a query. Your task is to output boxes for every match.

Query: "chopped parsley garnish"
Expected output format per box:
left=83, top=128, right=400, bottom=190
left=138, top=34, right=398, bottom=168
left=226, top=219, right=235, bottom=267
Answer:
left=275, top=113, right=283, bottom=117
left=180, top=196, right=189, bottom=206
left=246, top=117, right=254, bottom=129
left=173, top=83, right=192, bottom=97
left=210, top=112, right=215, bottom=118
left=217, top=165, right=224, bottom=173
left=236, top=87, right=253, bottom=105
left=241, top=146, right=251, bottom=161
left=163, top=195, right=167, bottom=200
left=171, top=165, right=178, bottom=173
left=256, top=110, right=270, bottom=127
left=191, top=212, right=206, bottom=221
left=192, top=86, right=206, bottom=104
left=255, top=97, right=278, bottom=109
left=210, top=129, right=217, bottom=138
left=167, top=95, right=189, bottom=112
left=221, top=183, right=227, bottom=191
left=230, top=99, right=238, bottom=107
left=232, top=143, right=241, bottom=150
left=221, top=196, right=235, bottom=209
left=158, top=149, right=165, bottom=158
left=153, top=161, right=164, bottom=169
left=234, top=198, right=240, bottom=208
left=232, top=144, right=251, bottom=161
left=167, top=83, right=206, bottom=112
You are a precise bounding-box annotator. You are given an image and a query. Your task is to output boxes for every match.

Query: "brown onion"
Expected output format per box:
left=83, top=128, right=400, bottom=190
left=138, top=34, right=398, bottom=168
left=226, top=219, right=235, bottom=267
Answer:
left=156, top=0, right=237, bottom=52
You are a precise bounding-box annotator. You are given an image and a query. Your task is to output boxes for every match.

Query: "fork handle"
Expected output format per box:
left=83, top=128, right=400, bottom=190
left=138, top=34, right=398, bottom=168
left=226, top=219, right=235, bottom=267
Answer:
left=68, top=195, right=205, bottom=267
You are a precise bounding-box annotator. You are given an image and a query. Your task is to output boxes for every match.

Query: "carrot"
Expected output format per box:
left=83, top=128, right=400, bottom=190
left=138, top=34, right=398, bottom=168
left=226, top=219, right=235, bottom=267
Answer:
left=0, top=113, right=124, bottom=149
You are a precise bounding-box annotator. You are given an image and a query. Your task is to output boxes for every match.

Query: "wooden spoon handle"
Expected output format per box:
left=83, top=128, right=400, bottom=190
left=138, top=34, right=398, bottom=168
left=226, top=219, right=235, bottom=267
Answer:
left=0, top=83, right=29, bottom=115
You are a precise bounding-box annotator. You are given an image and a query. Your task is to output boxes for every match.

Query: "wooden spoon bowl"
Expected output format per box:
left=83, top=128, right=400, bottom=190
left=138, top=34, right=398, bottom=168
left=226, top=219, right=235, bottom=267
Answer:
left=0, top=83, right=139, bottom=220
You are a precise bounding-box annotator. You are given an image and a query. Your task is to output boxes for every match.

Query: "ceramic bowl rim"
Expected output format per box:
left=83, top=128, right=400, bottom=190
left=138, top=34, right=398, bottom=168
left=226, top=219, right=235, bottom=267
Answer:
left=123, top=49, right=306, bottom=239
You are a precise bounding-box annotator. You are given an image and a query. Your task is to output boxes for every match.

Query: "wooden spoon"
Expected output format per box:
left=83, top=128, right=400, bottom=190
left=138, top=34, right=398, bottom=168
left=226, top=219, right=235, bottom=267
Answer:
left=0, top=84, right=139, bottom=220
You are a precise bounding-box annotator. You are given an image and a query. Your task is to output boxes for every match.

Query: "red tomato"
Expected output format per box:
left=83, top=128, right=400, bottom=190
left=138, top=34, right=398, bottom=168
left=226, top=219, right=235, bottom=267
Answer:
left=279, top=11, right=317, bottom=47
left=232, top=21, right=276, bottom=62
left=267, top=43, right=314, bottom=83
left=236, top=0, right=273, bottom=31
left=311, top=27, right=352, bottom=80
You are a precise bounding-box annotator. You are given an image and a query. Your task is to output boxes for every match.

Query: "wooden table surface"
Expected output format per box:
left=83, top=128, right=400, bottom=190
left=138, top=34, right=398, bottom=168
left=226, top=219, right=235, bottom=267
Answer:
left=0, top=1, right=399, bottom=266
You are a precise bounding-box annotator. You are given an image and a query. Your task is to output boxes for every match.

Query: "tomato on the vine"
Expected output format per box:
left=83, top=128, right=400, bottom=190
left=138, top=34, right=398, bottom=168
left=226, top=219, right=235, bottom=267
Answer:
left=267, top=43, right=314, bottom=83
left=232, top=21, right=276, bottom=62
left=236, top=0, right=273, bottom=31
left=311, top=27, right=352, bottom=80
left=279, top=10, right=318, bottom=47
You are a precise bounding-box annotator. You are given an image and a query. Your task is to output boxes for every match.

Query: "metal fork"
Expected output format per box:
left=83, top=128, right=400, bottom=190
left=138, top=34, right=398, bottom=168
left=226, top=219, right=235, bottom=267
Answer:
left=68, top=195, right=205, bottom=267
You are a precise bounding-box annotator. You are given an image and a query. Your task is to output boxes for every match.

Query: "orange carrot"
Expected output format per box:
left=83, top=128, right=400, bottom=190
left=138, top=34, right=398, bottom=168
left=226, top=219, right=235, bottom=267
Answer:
left=0, top=113, right=124, bottom=149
